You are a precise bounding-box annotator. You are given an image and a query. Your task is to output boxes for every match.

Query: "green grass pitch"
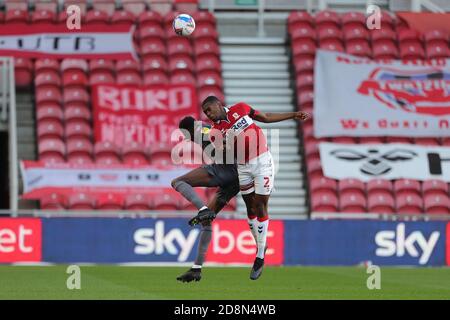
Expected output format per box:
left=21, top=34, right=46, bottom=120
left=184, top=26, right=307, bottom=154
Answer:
left=0, top=266, right=449, bottom=300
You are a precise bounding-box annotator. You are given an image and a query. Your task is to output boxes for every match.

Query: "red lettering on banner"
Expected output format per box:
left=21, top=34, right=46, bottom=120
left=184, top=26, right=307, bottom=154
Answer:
left=93, top=84, right=198, bottom=147
left=206, top=219, right=284, bottom=265
left=0, top=219, right=42, bottom=263
left=440, top=119, right=449, bottom=129
left=340, top=119, right=360, bottom=129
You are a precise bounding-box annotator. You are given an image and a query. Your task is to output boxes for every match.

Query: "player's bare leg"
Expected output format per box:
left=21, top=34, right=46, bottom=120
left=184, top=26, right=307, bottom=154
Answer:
left=177, top=193, right=227, bottom=283
left=171, top=167, right=217, bottom=226
left=249, top=193, right=270, bottom=280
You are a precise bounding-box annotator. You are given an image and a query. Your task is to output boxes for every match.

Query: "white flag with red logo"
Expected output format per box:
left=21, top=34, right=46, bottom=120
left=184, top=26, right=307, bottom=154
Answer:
left=314, top=50, right=450, bottom=137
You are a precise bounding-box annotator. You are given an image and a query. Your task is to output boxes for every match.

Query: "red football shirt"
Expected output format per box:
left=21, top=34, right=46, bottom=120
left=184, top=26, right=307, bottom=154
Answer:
left=210, top=102, right=268, bottom=164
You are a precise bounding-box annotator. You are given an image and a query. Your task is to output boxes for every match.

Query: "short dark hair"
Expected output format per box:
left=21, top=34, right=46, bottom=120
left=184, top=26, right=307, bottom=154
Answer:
left=179, top=116, right=195, bottom=131
left=201, top=96, right=221, bottom=108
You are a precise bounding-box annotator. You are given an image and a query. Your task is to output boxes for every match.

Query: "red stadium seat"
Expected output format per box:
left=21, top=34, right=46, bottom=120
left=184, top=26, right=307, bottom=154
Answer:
left=68, top=193, right=96, bottom=210
left=170, top=71, right=196, bottom=85
left=319, top=40, right=345, bottom=53
left=142, top=55, right=168, bottom=73
left=315, top=10, right=340, bottom=29
left=317, top=26, right=342, bottom=43
left=41, top=193, right=66, bottom=210
left=368, top=193, right=395, bottom=214
left=14, top=58, right=33, bottom=87
left=424, top=29, right=448, bottom=46
left=168, top=55, right=195, bottom=73
left=192, top=10, right=216, bottom=26
left=116, top=59, right=141, bottom=74
left=311, top=192, right=338, bottom=212
left=310, top=176, right=337, bottom=195
left=138, top=10, right=163, bottom=27
left=35, top=72, right=61, bottom=90
left=344, top=26, right=370, bottom=44
left=139, top=24, right=165, bottom=42
left=140, top=39, right=167, bottom=57
left=125, top=193, right=152, bottom=210
left=298, top=90, right=314, bottom=108
left=5, top=9, right=28, bottom=23
left=63, top=71, right=88, bottom=89
left=94, top=141, right=121, bottom=164
left=85, top=9, right=109, bottom=25
left=294, top=57, right=314, bottom=75
left=422, top=180, right=448, bottom=198
left=194, top=39, right=220, bottom=57
left=37, top=120, right=64, bottom=140
left=400, top=43, right=426, bottom=60
left=398, top=29, right=421, bottom=45
left=197, top=71, right=223, bottom=89
left=346, top=41, right=372, bottom=58
left=292, top=42, right=316, bottom=59
left=380, top=11, right=395, bottom=29
left=367, top=179, right=393, bottom=198
left=338, top=178, right=365, bottom=197
left=296, top=74, right=314, bottom=91
left=36, top=88, right=62, bottom=106
left=61, top=59, right=89, bottom=74
left=97, top=194, right=124, bottom=210
left=65, top=121, right=92, bottom=141
left=396, top=193, right=423, bottom=214
left=89, top=59, right=115, bottom=75
left=111, top=10, right=135, bottom=26
left=424, top=194, right=450, bottom=214
left=37, top=104, right=64, bottom=125
left=35, top=58, right=59, bottom=75
left=426, top=43, right=450, bottom=59
left=394, top=179, right=421, bottom=197
left=64, top=105, right=91, bottom=125
left=291, top=26, right=316, bottom=45
left=198, top=87, right=224, bottom=105
left=195, top=54, right=221, bottom=73
left=38, top=138, right=66, bottom=164
left=143, top=71, right=169, bottom=85
left=150, top=143, right=173, bottom=166
left=117, top=72, right=143, bottom=85
left=192, top=24, right=219, bottom=41
left=63, top=88, right=90, bottom=109
left=373, top=42, right=399, bottom=60
left=370, top=28, right=397, bottom=46
left=288, top=11, right=314, bottom=34
left=89, top=72, right=116, bottom=85
left=163, top=11, right=181, bottom=29
left=167, top=37, right=193, bottom=57
left=153, top=193, right=181, bottom=210
left=67, top=138, right=94, bottom=164
left=340, top=192, right=367, bottom=213
left=123, top=142, right=149, bottom=165
left=341, top=11, right=366, bottom=31
left=32, top=9, right=56, bottom=23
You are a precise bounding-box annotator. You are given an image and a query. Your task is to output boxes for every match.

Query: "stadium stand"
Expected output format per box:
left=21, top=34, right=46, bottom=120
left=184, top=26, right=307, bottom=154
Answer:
left=3, top=0, right=236, bottom=211
left=289, top=9, right=450, bottom=215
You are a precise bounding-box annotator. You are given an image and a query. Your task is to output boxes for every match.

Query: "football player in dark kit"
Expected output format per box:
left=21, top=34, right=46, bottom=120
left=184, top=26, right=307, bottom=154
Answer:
left=172, top=116, right=240, bottom=283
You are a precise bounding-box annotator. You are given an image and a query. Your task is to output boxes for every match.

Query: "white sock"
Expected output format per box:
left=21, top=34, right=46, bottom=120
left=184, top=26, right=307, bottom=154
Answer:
left=192, top=264, right=202, bottom=269
left=199, top=206, right=208, bottom=211
left=247, top=217, right=258, bottom=244
left=255, top=219, right=269, bottom=259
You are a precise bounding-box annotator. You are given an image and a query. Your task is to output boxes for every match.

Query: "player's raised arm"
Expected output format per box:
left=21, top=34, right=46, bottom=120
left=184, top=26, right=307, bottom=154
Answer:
left=252, top=110, right=310, bottom=123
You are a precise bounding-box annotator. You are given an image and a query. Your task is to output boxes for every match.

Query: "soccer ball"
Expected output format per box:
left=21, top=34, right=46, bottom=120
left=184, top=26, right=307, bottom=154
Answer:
left=173, top=14, right=196, bottom=36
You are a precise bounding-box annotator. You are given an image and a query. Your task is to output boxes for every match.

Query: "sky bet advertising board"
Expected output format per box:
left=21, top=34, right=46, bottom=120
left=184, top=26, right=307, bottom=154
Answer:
left=0, top=218, right=449, bottom=266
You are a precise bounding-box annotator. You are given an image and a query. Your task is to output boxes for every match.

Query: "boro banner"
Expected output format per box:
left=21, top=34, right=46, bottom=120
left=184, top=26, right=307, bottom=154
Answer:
left=319, top=142, right=450, bottom=181
left=314, top=50, right=450, bottom=137
left=0, top=24, right=136, bottom=59
left=20, top=160, right=190, bottom=199
left=92, top=84, right=199, bottom=147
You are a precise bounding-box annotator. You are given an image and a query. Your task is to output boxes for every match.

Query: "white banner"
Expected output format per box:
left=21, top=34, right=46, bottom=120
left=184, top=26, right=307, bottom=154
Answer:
left=0, top=24, right=136, bottom=59
left=319, top=142, right=450, bottom=181
left=314, top=50, right=450, bottom=137
left=20, top=161, right=190, bottom=199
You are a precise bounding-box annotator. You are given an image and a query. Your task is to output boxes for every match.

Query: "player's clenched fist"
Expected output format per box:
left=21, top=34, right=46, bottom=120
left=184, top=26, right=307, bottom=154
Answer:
left=294, top=111, right=310, bottom=121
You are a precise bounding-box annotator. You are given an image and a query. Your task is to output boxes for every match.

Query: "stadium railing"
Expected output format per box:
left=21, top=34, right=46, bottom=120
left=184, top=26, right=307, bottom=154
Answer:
left=0, top=57, right=19, bottom=212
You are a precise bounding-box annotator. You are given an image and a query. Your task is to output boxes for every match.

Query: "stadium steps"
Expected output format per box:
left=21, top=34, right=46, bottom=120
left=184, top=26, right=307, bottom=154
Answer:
left=16, top=92, right=38, bottom=210
left=220, top=36, right=308, bottom=217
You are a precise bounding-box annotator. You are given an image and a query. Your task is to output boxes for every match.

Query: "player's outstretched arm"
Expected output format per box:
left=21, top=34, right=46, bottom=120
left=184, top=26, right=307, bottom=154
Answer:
left=253, top=111, right=310, bottom=123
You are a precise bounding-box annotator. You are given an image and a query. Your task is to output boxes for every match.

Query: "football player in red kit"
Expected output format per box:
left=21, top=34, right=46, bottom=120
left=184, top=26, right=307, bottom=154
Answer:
left=198, top=96, right=310, bottom=280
